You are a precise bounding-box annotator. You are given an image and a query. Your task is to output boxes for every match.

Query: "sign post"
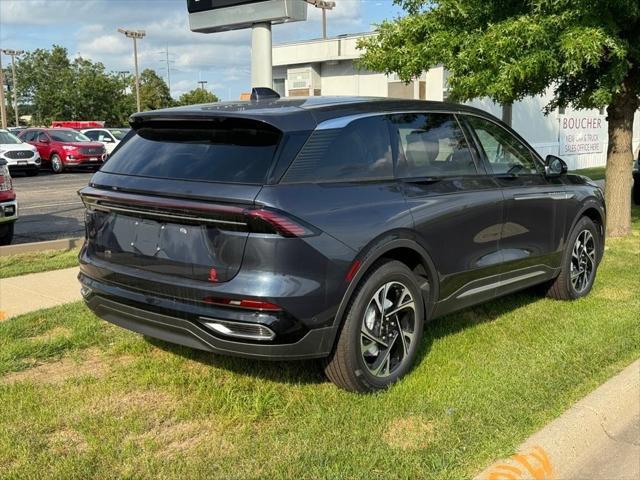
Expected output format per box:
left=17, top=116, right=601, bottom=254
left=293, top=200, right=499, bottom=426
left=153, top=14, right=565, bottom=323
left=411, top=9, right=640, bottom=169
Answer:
left=186, top=0, right=307, bottom=90
left=251, top=22, right=272, bottom=88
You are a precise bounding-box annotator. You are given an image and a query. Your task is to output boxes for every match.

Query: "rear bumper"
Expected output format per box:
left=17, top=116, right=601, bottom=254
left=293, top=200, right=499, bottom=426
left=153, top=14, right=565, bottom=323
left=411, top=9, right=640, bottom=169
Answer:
left=80, top=273, right=337, bottom=360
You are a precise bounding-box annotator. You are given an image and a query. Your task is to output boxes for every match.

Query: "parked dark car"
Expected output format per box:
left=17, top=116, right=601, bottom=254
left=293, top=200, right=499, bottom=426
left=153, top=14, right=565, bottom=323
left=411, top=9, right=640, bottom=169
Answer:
left=78, top=94, right=606, bottom=392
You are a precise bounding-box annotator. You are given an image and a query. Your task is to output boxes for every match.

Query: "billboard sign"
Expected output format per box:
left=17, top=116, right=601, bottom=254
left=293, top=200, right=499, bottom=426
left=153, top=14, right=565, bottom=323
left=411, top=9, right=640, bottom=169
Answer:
left=559, top=114, right=606, bottom=156
left=187, top=0, right=308, bottom=33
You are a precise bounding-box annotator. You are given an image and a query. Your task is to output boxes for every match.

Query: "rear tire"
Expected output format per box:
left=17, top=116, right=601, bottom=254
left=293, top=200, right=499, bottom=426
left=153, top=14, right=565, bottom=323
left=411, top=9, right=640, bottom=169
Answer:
left=0, top=221, right=15, bottom=246
left=545, top=216, right=601, bottom=300
left=51, top=154, right=64, bottom=174
left=323, top=259, right=425, bottom=393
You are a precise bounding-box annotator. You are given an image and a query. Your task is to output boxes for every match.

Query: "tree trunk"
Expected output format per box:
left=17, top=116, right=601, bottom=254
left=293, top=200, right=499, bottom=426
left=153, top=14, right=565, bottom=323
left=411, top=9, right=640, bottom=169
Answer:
left=605, top=78, right=638, bottom=237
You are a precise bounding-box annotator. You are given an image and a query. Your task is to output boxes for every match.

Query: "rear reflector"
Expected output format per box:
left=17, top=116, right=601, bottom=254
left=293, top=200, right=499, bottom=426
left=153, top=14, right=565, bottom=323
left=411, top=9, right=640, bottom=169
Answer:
left=346, top=260, right=362, bottom=282
left=203, top=296, right=282, bottom=312
left=199, top=317, right=276, bottom=341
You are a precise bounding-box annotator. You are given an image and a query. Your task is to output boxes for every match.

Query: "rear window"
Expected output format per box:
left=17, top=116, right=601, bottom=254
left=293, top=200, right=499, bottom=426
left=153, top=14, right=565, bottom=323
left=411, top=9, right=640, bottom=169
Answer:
left=101, top=119, right=281, bottom=184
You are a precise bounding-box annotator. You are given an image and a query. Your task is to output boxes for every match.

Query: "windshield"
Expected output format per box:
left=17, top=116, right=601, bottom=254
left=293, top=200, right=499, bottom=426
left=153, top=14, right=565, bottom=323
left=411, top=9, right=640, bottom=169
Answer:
left=109, top=128, right=130, bottom=140
left=0, top=131, right=22, bottom=144
left=49, top=130, right=90, bottom=142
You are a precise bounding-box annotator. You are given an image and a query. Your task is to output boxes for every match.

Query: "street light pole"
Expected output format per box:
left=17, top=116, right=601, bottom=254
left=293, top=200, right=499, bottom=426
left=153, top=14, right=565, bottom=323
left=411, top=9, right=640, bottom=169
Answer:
left=117, top=28, right=146, bottom=112
left=307, top=0, right=335, bottom=40
left=1, top=49, right=24, bottom=127
left=197, top=80, right=208, bottom=90
left=0, top=53, right=6, bottom=129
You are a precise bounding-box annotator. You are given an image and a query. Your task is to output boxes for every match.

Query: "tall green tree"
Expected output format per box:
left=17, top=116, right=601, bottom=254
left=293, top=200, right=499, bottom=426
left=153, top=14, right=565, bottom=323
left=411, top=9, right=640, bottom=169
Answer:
left=359, top=0, right=640, bottom=237
left=177, top=87, right=219, bottom=106
left=14, top=45, right=134, bottom=126
left=138, top=69, right=174, bottom=111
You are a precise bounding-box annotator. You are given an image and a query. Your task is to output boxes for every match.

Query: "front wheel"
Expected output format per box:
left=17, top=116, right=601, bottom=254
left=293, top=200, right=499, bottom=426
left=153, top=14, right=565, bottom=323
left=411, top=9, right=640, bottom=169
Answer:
left=50, top=154, right=64, bottom=174
left=545, top=216, right=601, bottom=300
left=324, top=259, right=425, bottom=393
left=0, top=221, right=15, bottom=246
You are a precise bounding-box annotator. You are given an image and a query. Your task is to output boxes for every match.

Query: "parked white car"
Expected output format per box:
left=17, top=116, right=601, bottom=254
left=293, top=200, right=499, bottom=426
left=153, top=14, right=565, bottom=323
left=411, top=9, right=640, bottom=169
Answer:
left=81, top=128, right=130, bottom=155
left=0, top=129, right=41, bottom=176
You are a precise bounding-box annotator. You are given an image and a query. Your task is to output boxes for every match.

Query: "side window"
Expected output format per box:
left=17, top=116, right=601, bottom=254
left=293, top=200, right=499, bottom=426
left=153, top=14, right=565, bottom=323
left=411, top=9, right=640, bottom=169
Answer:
left=22, top=130, right=36, bottom=142
left=84, top=130, right=99, bottom=141
left=390, top=113, right=478, bottom=177
left=282, top=116, right=393, bottom=183
left=467, top=116, right=541, bottom=175
left=38, top=132, right=49, bottom=142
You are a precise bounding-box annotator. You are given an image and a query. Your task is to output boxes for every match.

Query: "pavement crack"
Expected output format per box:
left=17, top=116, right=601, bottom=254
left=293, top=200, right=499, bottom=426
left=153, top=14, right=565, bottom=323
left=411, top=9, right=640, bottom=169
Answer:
left=580, top=405, right=640, bottom=447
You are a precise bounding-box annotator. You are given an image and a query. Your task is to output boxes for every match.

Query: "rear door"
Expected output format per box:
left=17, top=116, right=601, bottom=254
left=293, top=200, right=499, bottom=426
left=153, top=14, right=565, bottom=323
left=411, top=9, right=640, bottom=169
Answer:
left=81, top=118, right=285, bottom=286
left=390, top=112, right=505, bottom=312
left=464, top=115, right=566, bottom=285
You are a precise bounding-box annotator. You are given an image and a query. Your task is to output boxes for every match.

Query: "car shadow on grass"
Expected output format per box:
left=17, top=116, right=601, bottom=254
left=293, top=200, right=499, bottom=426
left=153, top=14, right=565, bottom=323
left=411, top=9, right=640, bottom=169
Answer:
left=144, top=336, right=327, bottom=386
left=143, top=290, right=543, bottom=388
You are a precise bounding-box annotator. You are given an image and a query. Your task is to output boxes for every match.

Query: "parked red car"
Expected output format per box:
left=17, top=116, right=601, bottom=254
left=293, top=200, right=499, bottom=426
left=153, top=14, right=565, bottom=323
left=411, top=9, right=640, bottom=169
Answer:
left=0, top=158, right=18, bottom=245
left=18, top=128, right=107, bottom=173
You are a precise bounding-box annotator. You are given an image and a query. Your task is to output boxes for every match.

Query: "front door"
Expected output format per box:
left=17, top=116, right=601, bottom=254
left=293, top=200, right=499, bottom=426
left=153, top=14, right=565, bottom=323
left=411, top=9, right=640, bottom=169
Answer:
left=464, top=115, right=566, bottom=292
left=389, top=112, right=505, bottom=314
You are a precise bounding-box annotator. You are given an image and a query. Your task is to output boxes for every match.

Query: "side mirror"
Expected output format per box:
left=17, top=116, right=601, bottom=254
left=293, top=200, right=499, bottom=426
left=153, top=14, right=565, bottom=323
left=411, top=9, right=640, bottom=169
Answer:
left=39, top=135, right=50, bottom=144
left=545, top=155, right=567, bottom=177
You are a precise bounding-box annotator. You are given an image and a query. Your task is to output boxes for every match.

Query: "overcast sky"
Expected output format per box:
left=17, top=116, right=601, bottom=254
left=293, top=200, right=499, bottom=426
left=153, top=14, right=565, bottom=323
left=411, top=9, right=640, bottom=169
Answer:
left=0, top=0, right=402, bottom=100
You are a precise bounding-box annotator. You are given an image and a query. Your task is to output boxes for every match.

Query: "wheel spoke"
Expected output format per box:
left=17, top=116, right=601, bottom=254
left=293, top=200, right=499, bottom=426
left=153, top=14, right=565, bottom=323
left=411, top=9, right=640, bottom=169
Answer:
left=372, top=336, right=396, bottom=376
left=361, top=328, right=389, bottom=348
left=385, top=301, right=415, bottom=318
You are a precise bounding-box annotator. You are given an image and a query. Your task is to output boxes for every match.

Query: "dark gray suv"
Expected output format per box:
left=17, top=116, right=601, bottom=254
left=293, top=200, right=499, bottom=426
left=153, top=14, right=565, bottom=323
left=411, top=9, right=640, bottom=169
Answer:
left=78, top=94, right=605, bottom=392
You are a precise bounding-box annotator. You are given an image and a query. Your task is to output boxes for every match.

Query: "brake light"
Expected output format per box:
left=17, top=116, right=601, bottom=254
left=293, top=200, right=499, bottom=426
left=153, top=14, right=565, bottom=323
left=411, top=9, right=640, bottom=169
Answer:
left=203, top=296, right=282, bottom=312
left=0, top=166, right=12, bottom=192
left=245, top=208, right=310, bottom=237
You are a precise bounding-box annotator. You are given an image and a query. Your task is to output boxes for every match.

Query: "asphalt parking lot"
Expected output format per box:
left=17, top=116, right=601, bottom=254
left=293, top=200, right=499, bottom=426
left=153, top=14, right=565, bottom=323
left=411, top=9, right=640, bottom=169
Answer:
left=12, top=170, right=93, bottom=244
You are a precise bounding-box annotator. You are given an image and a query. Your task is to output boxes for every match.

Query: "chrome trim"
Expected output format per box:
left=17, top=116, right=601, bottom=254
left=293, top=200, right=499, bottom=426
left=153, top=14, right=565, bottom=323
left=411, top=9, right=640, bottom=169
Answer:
left=199, top=317, right=276, bottom=342
left=457, top=270, right=546, bottom=299
left=0, top=199, right=18, bottom=223
left=316, top=113, right=383, bottom=130
left=514, top=192, right=571, bottom=201
left=86, top=201, right=247, bottom=227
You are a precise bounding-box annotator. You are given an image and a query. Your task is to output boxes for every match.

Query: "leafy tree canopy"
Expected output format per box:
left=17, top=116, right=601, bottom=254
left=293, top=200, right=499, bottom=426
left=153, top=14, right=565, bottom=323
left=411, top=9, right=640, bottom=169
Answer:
left=138, top=68, right=174, bottom=111
left=14, top=46, right=134, bottom=126
left=177, top=87, right=219, bottom=106
left=359, top=0, right=639, bottom=111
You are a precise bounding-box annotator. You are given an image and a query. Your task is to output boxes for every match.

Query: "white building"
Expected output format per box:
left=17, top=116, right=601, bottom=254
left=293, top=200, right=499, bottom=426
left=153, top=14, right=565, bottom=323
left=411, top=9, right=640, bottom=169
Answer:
left=273, top=32, right=640, bottom=170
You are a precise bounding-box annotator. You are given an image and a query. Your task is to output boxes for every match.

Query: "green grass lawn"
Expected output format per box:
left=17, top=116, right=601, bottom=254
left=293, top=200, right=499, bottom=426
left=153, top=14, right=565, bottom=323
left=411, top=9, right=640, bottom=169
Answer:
left=1, top=209, right=638, bottom=479
left=571, top=166, right=606, bottom=180
left=0, top=247, right=80, bottom=279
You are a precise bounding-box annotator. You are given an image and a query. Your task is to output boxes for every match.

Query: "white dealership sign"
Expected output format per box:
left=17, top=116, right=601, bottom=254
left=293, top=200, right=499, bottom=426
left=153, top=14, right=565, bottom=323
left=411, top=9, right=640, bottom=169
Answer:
left=559, top=114, right=606, bottom=156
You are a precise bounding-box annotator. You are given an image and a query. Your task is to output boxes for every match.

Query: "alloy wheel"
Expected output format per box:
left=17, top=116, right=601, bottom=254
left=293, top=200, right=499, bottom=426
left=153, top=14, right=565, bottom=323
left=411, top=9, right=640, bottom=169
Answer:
left=570, top=229, right=596, bottom=293
left=360, top=281, right=416, bottom=378
left=52, top=155, right=63, bottom=173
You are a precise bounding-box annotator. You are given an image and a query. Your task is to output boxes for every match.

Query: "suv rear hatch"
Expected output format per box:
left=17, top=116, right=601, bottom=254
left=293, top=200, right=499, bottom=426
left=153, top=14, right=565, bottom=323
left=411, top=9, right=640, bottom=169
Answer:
left=80, top=116, right=294, bottom=285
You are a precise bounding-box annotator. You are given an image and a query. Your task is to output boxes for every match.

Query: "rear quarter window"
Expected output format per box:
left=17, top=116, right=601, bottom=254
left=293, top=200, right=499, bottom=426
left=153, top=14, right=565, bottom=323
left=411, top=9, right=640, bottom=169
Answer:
left=101, top=119, right=282, bottom=184
left=282, top=116, right=393, bottom=183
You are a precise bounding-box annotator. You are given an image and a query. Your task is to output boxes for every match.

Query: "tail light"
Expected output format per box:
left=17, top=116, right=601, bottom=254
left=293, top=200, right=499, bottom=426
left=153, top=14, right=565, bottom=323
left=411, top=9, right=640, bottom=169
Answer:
left=245, top=208, right=312, bottom=237
left=80, top=188, right=315, bottom=238
left=0, top=165, right=13, bottom=192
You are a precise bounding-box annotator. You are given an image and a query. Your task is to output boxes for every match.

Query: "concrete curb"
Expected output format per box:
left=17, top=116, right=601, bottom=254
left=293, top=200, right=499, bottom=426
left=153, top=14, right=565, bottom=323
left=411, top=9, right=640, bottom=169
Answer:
left=0, top=237, right=84, bottom=257
left=475, top=359, right=640, bottom=480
